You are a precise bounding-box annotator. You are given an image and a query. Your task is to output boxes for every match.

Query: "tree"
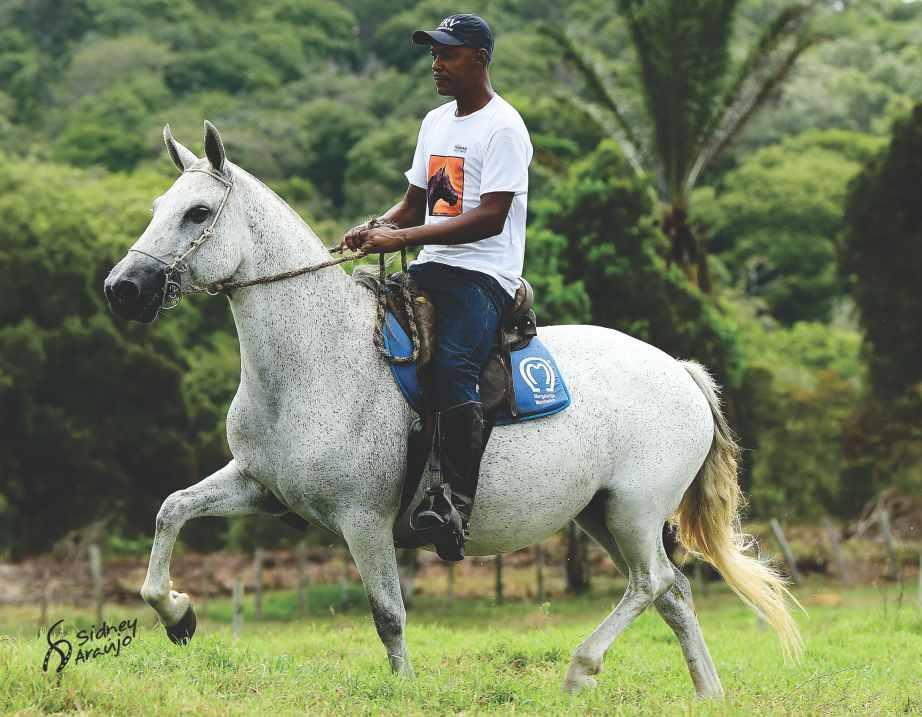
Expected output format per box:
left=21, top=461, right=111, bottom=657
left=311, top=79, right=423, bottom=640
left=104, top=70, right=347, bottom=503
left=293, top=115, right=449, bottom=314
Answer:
left=734, top=1, right=922, bottom=152
left=842, top=104, right=922, bottom=398
left=542, top=0, right=820, bottom=291
left=692, top=129, right=884, bottom=323
left=727, top=304, right=866, bottom=516
left=0, top=157, right=229, bottom=556
left=535, top=140, right=744, bottom=386
left=838, top=104, right=922, bottom=505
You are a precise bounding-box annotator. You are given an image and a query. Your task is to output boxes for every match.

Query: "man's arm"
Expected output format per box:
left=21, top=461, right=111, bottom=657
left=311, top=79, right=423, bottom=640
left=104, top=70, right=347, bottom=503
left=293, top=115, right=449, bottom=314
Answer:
left=353, top=191, right=514, bottom=253
left=341, top=184, right=426, bottom=250
left=402, top=192, right=513, bottom=247
left=378, top=184, right=428, bottom=229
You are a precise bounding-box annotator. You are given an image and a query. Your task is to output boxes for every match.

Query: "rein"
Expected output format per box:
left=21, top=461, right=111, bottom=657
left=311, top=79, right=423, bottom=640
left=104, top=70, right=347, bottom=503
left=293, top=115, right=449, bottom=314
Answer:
left=129, top=167, right=419, bottom=364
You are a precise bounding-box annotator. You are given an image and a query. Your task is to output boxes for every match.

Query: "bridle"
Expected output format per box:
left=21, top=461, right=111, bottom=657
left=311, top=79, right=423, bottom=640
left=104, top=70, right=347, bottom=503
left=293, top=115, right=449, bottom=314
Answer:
left=128, top=166, right=419, bottom=363
left=128, top=168, right=236, bottom=309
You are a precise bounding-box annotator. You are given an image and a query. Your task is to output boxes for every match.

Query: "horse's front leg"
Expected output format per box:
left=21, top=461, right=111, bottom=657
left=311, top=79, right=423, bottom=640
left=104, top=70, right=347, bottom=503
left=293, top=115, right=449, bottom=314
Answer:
left=341, top=512, right=413, bottom=677
left=140, top=460, right=279, bottom=644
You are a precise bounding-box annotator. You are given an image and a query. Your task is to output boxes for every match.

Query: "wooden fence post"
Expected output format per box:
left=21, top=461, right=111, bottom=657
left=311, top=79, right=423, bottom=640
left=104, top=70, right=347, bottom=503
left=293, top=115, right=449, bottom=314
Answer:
left=565, top=522, right=591, bottom=594
left=232, top=576, right=243, bottom=639
left=340, top=549, right=350, bottom=608
left=917, top=553, right=922, bottom=610
left=535, top=543, right=546, bottom=602
left=770, top=518, right=801, bottom=585
left=495, top=554, right=504, bottom=605
left=879, top=510, right=899, bottom=579
left=296, top=540, right=308, bottom=615
left=88, top=543, right=104, bottom=624
left=253, top=548, right=263, bottom=620
left=200, top=555, right=210, bottom=620
left=822, top=517, right=851, bottom=584
left=38, top=566, right=51, bottom=631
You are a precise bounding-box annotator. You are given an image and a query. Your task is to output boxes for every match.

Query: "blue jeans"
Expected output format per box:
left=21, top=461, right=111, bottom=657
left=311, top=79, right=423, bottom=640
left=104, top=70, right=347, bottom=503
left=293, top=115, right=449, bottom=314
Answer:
left=407, top=261, right=513, bottom=410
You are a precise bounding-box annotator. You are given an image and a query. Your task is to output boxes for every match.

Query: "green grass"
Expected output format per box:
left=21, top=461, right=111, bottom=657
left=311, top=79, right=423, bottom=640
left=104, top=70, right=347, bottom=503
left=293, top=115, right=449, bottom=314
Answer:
left=2, top=582, right=921, bottom=716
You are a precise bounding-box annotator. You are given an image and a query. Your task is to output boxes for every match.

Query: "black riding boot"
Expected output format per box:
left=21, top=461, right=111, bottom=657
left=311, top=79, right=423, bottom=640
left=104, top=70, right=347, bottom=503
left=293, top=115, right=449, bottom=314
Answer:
left=411, top=401, right=485, bottom=561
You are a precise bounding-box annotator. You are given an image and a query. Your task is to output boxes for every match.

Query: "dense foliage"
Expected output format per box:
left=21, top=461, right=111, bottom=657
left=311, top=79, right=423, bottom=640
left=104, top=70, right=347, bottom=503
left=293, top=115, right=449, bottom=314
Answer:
left=839, top=104, right=922, bottom=504
left=0, top=0, right=919, bottom=555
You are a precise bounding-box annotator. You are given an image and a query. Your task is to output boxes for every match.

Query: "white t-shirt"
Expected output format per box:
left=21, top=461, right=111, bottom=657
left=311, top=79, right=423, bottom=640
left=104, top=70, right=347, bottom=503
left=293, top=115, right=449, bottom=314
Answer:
left=404, top=94, right=533, bottom=297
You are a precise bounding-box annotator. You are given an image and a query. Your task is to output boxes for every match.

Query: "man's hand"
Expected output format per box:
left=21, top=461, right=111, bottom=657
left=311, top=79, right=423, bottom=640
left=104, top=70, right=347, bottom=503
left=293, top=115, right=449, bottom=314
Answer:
left=341, top=222, right=371, bottom=252
left=341, top=222, right=408, bottom=253
left=356, top=226, right=407, bottom=254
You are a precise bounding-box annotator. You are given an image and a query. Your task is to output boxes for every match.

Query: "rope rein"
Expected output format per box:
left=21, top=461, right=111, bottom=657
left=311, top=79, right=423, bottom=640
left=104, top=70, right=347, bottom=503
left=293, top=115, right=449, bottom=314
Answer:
left=371, top=245, right=420, bottom=365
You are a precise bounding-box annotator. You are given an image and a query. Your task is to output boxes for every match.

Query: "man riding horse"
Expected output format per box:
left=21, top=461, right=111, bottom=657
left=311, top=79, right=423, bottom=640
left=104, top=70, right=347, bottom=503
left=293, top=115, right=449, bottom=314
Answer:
left=342, top=14, right=533, bottom=561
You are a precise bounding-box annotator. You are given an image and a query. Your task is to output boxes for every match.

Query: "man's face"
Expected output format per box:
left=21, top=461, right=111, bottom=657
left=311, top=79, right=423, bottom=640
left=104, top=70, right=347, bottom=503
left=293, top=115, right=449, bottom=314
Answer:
left=430, top=43, right=485, bottom=96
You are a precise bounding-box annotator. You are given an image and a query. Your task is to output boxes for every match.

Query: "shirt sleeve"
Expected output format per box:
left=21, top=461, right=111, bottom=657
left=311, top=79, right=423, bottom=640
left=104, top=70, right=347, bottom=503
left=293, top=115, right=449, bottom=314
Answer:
left=404, top=116, right=429, bottom=189
left=480, top=126, right=532, bottom=195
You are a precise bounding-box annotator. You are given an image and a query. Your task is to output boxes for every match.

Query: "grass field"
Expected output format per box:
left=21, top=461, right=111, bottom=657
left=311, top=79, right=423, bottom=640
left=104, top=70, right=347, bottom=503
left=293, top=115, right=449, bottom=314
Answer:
left=2, top=579, right=921, bottom=716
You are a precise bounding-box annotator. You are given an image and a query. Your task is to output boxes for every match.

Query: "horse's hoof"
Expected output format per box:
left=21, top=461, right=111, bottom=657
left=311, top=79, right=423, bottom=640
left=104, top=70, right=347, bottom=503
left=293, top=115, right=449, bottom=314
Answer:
left=563, top=674, right=598, bottom=694
left=165, top=605, right=197, bottom=646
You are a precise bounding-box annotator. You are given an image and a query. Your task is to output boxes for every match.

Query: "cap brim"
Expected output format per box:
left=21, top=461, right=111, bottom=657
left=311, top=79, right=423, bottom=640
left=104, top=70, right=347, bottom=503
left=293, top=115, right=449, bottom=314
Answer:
left=412, top=29, right=465, bottom=46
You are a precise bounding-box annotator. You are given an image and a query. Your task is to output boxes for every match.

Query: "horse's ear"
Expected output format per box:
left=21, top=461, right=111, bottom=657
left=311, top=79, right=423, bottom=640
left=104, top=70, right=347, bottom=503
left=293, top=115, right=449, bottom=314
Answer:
left=163, top=124, right=196, bottom=172
left=203, top=120, right=227, bottom=174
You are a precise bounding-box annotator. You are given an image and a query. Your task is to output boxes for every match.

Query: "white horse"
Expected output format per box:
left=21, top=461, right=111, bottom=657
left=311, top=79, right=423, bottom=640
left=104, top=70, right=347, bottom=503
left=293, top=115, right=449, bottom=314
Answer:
left=104, top=122, right=801, bottom=698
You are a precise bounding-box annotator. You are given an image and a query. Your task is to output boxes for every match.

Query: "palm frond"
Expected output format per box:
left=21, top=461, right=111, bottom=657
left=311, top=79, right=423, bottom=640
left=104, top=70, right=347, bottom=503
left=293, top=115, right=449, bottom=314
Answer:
left=703, top=2, right=815, bottom=145
left=615, top=0, right=739, bottom=202
left=537, top=24, right=646, bottom=162
left=552, top=91, right=650, bottom=181
left=685, top=33, right=820, bottom=192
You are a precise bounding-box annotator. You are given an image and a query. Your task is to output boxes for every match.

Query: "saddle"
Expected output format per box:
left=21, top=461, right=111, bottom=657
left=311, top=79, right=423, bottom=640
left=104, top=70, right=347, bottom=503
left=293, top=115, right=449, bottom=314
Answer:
left=355, top=269, right=538, bottom=417
left=353, top=267, right=566, bottom=542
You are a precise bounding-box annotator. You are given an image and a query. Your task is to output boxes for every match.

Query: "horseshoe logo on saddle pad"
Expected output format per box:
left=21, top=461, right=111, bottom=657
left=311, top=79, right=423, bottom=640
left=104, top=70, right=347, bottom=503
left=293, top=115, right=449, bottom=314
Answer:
left=519, top=357, right=556, bottom=394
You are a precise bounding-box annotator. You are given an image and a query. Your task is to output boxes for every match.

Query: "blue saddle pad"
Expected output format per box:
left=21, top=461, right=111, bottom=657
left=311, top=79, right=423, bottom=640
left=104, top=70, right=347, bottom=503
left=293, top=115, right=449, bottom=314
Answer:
left=382, top=311, right=571, bottom=425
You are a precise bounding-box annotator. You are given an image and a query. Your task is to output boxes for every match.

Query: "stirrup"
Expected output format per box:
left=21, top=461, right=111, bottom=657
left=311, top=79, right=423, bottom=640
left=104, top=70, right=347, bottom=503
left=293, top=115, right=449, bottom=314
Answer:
left=410, top=484, right=468, bottom=561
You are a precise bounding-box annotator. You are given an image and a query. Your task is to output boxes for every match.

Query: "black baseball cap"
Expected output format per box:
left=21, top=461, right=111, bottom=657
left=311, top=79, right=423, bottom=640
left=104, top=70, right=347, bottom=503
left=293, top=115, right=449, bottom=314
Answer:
left=413, top=14, right=494, bottom=61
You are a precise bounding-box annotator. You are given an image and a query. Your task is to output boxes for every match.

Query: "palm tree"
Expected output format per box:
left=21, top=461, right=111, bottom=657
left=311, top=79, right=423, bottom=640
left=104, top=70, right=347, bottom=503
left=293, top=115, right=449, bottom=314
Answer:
left=542, top=1, right=821, bottom=292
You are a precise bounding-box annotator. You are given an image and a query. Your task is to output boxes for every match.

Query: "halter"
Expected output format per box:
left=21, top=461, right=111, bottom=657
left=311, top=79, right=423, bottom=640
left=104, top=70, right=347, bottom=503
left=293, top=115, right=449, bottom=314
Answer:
left=129, top=167, right=235, bottom=310
left=127, top=167, right=419, bottom=363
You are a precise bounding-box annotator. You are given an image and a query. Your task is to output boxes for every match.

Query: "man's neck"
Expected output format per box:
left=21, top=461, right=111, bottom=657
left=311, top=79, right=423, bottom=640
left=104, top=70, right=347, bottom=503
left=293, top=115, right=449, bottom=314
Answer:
left=454, top=83, right=496, bottom=117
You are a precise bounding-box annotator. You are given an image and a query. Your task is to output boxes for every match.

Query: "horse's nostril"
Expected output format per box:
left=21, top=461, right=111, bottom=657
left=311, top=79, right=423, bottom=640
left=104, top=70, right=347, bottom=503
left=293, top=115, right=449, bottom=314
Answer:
left=113, top=279, right=140, bottom=303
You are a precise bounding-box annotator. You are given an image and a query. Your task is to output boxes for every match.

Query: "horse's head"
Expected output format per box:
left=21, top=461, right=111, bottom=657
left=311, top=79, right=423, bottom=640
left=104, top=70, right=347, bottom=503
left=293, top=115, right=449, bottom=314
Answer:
left=435, top=167, right=458, bottom=205
left=104, top=121, right=245, bottom=322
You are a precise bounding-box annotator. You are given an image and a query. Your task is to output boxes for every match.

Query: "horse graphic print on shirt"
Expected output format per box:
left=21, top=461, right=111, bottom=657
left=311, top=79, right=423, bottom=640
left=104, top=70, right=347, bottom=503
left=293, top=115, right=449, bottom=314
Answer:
left=427, top=155, right=464, bottom=216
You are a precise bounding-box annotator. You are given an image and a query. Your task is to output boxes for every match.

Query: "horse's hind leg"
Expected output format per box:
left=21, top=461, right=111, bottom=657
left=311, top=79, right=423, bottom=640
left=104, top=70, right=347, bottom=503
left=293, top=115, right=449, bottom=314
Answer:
left=140, top=460, right=283, bottom=643
left=563, top=497, right=677, bottom=694
left=575, top=501, right=723, bottom=698
left=653, top=566, right=723, bottom=697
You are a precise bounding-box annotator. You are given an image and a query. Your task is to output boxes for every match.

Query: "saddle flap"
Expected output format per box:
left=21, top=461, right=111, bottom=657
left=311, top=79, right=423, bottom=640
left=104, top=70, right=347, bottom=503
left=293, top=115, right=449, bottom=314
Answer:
left=355, top=268, right=437, bottom=369
left=385, top=277, right=436, bottom=369
left=500, top=279, right=537, bottom=352
left=479, top=351, right=513, bottom=417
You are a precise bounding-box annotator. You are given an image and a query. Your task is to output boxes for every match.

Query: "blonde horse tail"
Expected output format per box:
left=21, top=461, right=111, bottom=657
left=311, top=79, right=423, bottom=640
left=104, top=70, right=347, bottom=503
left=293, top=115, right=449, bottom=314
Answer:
left=675, top=360, right=804, bottom=661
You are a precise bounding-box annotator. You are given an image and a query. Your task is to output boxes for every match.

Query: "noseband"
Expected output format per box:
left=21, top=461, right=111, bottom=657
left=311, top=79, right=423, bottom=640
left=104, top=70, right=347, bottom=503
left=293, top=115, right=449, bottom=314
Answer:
left=129, top=168, right=234, bottom=310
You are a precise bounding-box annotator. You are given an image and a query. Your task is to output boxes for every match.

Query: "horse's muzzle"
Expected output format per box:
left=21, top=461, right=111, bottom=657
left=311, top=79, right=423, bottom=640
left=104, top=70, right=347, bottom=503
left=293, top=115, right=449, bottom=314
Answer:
left=104, top=254, right=167, bottom=323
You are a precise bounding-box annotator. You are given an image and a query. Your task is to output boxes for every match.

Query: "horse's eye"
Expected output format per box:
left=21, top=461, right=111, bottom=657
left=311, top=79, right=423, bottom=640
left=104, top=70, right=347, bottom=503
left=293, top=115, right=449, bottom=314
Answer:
left=186, top=206, right=210, bottom=224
